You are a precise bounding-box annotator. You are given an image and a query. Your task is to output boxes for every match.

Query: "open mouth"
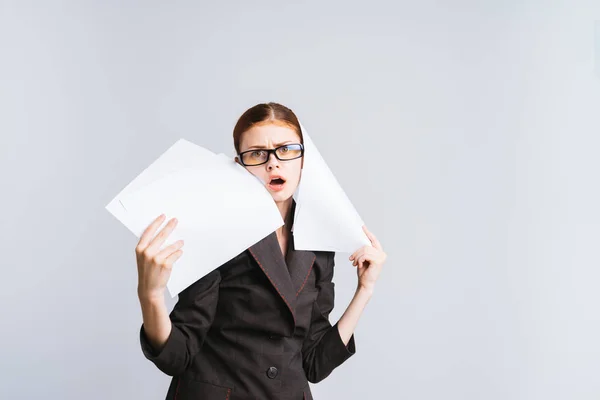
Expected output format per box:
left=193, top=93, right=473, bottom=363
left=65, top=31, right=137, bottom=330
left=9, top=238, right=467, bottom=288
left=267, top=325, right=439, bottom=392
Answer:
left=268, top=177, right=286, bottom=191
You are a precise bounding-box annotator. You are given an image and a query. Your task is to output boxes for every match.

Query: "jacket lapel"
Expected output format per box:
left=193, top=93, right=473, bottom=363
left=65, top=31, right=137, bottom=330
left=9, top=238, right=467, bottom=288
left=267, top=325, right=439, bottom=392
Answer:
left=286, top=233, right=316, bottom=296
left=285, top=199, right=316, bottom=296
left=247, top=222, right=316, bottom=329
left=248, top=231, right=299, bottom=326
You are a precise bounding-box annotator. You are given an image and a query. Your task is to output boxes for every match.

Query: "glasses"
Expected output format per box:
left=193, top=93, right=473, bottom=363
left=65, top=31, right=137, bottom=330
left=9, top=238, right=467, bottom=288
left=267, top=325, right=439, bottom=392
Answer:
left=238, top=143, right=304, bottom=166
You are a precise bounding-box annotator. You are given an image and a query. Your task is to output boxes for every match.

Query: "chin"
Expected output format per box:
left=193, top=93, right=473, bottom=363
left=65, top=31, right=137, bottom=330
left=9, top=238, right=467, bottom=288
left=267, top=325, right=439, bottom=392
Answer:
left=271, top=191, right=293, bottom=203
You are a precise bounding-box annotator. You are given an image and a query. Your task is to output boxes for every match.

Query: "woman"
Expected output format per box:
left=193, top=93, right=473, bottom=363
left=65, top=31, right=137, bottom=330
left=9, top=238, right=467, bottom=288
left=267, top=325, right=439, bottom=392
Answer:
left=135, top=102, right=387, bottom=400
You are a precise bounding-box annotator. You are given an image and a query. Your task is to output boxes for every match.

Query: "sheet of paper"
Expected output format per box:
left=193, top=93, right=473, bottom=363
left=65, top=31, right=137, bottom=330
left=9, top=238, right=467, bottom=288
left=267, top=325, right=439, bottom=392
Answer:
left=105, top=129, right=370, bottom=294
left=105, top=139, right=283, bottom=296
left=119, top=163, right=284, bottom=296
left=292, top=122, right=371, bottom=252
left=105, top=139, right=219, bottom=234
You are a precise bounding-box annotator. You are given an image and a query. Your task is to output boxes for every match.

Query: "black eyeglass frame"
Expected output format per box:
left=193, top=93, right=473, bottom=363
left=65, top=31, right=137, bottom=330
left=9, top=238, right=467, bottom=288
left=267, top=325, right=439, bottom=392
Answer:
left=237, top=143, right=305, bottom=166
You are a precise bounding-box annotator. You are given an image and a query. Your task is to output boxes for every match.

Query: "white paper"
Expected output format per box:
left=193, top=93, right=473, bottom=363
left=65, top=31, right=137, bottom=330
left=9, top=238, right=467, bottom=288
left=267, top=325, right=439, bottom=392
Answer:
left=292, top=122, right=371, bottom=252
left=119, top=163, right=283, bottom=296
left=105, top=139, right=219, bottom=233
left=105, top=139, right=284, bottom=296
left=105, top=127, right=369, bottom=295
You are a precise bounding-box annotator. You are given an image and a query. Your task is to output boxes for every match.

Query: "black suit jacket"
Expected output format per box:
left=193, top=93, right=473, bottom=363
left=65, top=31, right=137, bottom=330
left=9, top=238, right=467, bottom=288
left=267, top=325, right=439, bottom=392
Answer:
left=139, top=222, right=356, bottom=399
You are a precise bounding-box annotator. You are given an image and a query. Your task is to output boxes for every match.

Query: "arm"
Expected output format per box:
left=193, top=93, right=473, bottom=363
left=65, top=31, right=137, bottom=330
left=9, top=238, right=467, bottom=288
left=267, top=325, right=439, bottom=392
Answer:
left=302, top=252, right=367, bottom=383
left=139, top=294, right=171, bottom=354
left=302, top=226, right=386, bottom=383
left=336, top=284, right=372, bottom=345
left=139, top=269, right=221, bottom=376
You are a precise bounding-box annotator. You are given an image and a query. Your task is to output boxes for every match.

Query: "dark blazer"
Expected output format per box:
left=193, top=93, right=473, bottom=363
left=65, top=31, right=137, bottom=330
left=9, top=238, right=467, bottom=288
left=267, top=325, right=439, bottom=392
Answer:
left=139, top=214, right=357, bottom=399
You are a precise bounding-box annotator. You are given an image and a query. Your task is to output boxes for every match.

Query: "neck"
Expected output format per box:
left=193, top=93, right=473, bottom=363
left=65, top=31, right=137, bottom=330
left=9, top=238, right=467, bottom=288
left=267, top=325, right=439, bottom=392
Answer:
left=275, top=197, right=294, bottom=238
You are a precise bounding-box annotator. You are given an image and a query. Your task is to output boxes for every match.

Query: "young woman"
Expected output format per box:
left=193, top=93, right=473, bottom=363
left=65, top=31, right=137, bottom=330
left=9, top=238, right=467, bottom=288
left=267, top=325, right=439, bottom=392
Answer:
left=135, top=102, right=387, bottom=400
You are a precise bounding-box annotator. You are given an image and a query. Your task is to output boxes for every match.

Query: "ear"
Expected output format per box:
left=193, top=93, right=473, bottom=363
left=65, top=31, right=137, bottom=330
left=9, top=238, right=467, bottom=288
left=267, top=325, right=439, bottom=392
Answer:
left=234, top=156, right=241, bottom=166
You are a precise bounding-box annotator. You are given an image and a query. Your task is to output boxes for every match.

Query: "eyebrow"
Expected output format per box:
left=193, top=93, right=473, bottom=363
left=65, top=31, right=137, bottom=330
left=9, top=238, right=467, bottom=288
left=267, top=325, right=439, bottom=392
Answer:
left=247, top=141, right=294, bottom=150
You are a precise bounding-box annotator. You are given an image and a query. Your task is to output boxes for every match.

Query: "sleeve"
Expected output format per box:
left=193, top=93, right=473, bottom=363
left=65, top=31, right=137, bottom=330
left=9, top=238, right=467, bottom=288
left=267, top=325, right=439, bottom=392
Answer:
left=301, top=251, right=356, bottom=383
left=139, top=268, right=221, bottom=376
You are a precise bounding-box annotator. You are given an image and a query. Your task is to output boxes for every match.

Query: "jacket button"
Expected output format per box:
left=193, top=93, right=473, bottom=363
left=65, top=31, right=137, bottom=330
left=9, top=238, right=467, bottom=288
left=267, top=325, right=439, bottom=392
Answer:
left=266, top=366, right=278, bottom=379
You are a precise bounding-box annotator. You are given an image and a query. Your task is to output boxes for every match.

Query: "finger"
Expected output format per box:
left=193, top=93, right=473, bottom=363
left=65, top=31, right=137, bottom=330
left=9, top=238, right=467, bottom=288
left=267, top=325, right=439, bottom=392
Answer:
left=357, top=254, right=370, bottom=268
left=353, top=247, right=373, bottom=266
left=164, top=249, right=184, bottom=267
left=352, top=249, right=369, bottom=267
left=358, top=249, right=381, bottom=268
left=357, top=255, right=370, bottom=270
left=147, top=218, right=179, bottom=253
left=349, top=245, right=369, bottom=261
left=137, top=214, right=166, bottom=251
left=154, top=239, right=185, bottom=262
left=354, top=246, right=378, bottom=262
left=363, top=225, right=383, bottom=251
left=362, top=225, right=379, bottom=249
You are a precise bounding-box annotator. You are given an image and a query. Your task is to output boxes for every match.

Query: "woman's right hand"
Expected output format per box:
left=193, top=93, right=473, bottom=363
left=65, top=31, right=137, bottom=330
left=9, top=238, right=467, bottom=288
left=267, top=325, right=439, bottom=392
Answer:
left=135, top=214, right=185, bottom=302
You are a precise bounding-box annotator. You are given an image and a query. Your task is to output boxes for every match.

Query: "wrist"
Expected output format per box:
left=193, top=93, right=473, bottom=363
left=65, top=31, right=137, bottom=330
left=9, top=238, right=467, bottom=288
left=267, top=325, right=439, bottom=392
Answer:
left=138, top=289, right=165, bottom=306
left=356, top=284, right=374, bottom=298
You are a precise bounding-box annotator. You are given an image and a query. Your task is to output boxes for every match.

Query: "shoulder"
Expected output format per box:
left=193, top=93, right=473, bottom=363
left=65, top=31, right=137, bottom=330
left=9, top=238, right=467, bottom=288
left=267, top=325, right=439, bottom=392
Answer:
left=176, top=267, right=221, bottom=305
left=314, top=250, right=335, bottom=265
left=311, top=250, right=336, bottom=282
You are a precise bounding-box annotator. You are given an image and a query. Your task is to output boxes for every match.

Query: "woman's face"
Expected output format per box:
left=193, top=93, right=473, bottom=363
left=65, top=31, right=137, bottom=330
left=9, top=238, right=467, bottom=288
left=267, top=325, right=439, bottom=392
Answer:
left=236, top=122, right=303, bottom=204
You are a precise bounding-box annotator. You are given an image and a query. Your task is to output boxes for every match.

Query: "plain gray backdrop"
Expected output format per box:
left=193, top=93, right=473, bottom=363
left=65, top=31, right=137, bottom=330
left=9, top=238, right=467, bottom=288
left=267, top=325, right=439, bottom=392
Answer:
left=1, top=1, right=599, bottom=399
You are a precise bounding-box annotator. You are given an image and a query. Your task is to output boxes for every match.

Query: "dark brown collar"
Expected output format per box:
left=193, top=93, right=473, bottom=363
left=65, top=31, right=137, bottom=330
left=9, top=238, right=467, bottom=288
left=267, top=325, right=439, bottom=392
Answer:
left=247, top=229, right=316, bottom=329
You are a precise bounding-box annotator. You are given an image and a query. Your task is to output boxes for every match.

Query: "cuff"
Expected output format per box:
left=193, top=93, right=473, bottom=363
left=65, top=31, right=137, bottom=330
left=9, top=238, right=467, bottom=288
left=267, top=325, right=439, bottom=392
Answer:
left=139, top=323, right=184, bottom=364
left=322, top=321, right=356, bottom=365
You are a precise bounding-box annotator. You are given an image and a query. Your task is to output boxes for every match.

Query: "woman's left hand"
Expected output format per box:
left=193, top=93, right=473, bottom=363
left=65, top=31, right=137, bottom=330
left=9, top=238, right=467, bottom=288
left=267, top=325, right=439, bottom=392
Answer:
left=349, top=225, right=387, bottom=293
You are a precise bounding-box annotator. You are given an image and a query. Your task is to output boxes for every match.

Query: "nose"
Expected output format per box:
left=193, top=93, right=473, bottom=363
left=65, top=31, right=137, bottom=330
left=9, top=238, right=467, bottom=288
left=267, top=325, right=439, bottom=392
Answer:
left=266, top=152, right=280, bottom=169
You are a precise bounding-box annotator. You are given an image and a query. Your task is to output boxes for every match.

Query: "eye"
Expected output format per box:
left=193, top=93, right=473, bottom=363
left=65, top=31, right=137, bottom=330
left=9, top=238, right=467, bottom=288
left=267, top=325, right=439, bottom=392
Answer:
left=251, top=150, right=264, bottom=157
left=279, top=146, right=290, bottom=153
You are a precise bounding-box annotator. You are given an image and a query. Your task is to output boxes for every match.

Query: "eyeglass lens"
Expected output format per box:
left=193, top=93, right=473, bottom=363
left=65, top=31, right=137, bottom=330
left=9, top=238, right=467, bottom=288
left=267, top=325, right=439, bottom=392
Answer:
left=241, top=144, right=302, bottom=166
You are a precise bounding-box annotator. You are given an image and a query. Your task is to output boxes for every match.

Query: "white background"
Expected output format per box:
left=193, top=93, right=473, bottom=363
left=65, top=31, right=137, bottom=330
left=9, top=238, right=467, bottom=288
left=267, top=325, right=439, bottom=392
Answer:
left=1, top=1, right=599, bottom=399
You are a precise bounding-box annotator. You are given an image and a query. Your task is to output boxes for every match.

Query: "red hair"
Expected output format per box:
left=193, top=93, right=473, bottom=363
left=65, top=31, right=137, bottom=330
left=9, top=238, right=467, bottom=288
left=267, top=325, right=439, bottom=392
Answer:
left=233, top=102, right=304, bottom=154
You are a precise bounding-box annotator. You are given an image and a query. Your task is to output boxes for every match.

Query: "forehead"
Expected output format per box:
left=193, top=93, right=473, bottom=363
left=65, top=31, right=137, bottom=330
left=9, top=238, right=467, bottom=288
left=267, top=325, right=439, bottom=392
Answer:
left=240, top=122, right=300, bottom=150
